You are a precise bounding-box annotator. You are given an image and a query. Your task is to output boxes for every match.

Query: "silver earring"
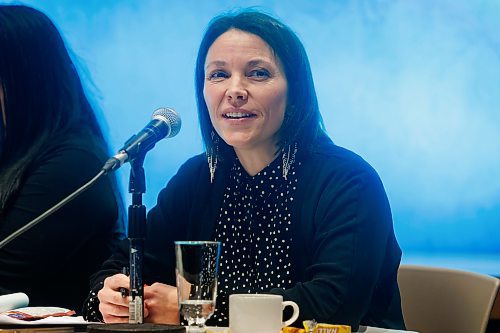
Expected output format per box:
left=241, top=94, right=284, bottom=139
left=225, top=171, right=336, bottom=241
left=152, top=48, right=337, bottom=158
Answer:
left=282, top=142, right=298, bottom=180
left=207, top=132, right=219, bottom=183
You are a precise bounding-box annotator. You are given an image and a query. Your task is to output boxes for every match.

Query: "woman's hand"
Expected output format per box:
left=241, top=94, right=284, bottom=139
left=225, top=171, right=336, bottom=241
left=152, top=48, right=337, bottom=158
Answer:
left=144, top=282, right=180, bottom=324
left=97, top=273, right=130, bottom=323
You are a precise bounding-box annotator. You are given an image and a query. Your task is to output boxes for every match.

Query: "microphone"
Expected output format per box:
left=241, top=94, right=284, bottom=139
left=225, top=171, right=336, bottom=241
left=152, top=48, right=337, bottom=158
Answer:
left=103, top=107, right=181, bottom=173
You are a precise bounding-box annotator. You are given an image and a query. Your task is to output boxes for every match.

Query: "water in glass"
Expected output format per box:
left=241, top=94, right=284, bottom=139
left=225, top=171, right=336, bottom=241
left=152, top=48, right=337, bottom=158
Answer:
left=175, top=241, right=220, bottom=332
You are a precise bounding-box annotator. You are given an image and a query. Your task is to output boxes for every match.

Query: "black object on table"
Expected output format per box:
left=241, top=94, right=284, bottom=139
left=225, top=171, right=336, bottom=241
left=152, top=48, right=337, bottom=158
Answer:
left=86, top=324, right=185, bottom=332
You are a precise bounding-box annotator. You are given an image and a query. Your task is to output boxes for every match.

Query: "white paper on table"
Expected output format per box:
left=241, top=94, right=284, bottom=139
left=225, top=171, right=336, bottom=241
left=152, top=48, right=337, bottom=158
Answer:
left=0, top=314, right=89, bottom=325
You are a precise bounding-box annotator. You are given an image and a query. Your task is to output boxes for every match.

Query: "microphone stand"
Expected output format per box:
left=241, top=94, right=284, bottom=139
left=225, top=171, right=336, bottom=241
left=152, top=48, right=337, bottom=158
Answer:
left=89, top=154, right=185, bottom=332
left=127, top=154, right=147, bottom=324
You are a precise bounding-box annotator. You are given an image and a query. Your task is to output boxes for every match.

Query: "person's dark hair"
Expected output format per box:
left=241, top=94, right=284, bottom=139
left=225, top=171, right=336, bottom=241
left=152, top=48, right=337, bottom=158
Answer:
left=0, top=5, right=110, bottom=212
left=195, top=9, right=325, bottom=158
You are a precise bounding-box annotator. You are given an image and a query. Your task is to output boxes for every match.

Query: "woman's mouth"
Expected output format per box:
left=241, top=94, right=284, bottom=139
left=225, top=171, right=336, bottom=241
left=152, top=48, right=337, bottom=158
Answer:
left=222, top=112, right=256, bottom=119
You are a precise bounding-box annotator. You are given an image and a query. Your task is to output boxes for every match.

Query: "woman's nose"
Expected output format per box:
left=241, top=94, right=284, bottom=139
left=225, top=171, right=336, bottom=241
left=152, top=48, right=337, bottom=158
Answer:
left=226, top=77, right=248, bottom=104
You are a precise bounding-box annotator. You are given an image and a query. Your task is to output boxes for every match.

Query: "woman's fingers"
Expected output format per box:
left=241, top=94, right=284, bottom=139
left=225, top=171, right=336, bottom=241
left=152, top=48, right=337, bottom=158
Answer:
left=98, top=274, right=130, bottom=323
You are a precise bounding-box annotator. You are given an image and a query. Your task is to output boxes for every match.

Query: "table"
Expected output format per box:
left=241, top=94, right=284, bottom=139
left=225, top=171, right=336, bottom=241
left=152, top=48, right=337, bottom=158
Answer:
left=0, top=322, right=418, bottom=333
left=205, top=326, right=417, bottom=333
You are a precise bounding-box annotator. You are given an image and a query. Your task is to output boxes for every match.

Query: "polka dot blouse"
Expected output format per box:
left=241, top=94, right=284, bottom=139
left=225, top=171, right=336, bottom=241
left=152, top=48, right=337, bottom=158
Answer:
left=210, top=155, right=299, bottom=325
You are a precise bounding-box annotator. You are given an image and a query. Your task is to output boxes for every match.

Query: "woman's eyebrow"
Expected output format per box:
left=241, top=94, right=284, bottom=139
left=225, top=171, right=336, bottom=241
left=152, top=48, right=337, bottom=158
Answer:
left=205, top=58, right=275, bottom=71
left=247, top=59, right=273, bottom=67
left=205, top=60, right=226, bottom=70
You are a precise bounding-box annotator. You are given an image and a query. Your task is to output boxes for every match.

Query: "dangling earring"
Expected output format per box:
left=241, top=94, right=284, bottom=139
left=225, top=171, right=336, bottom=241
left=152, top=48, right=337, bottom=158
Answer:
left=282, top=142, right=298, bottom=180
left=207, top=132, right=219, bottom=183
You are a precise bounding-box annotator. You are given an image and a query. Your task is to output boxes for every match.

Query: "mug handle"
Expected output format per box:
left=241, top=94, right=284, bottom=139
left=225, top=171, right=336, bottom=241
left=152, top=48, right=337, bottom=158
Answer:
left=282, top=300, right=300, bottom=327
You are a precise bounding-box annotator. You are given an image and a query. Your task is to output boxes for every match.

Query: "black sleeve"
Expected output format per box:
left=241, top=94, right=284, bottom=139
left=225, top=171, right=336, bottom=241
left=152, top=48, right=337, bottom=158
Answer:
left=0, top=143, right=120, bottom=311
left=83, top=156, right=198, bottom=319
left=270, top=162, right=397, bottom=329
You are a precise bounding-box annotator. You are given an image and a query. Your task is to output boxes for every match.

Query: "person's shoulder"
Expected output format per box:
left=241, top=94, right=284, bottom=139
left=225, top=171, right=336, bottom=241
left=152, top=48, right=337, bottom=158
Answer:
left=49, top=132, right=109, bottom=162
left=154, top=152, right=208, bottom=205
left=30, top=132, right=109, bottom=182
left=303, top=135, right=388, bottom=199
left=308, top=135, right=376, bottom=174
left=310, top=136, right=371, bottom=168
left=164, top=152, right=209, bottom=189
left=177, top=152, right=207, bottom=173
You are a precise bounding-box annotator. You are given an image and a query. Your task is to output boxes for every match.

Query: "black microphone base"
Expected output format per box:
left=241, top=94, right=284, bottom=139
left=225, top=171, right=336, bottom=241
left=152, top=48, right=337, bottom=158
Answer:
left=86, top=323, right=185, bottom=332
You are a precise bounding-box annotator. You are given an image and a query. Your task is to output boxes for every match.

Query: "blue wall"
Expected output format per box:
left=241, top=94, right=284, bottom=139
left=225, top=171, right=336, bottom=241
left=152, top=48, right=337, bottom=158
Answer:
left=9, top=0, right=500, bottom=274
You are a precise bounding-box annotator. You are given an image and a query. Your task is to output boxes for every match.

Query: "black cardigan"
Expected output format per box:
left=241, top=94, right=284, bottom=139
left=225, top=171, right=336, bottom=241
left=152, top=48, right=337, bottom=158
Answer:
left=0, top=134, right=123, bottom=312
left=87, top=135, right=405, bottom=330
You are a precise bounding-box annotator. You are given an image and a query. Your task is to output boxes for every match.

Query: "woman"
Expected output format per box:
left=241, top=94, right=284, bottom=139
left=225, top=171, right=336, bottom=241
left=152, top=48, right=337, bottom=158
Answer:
left=84, top=10, right=405, bottom=330
left=0, top=5, right=125, bottom=312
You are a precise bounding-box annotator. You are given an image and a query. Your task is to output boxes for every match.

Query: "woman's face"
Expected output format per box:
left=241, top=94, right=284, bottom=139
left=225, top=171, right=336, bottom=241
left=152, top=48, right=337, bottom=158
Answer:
left=203, top=29, right=287, bottom=156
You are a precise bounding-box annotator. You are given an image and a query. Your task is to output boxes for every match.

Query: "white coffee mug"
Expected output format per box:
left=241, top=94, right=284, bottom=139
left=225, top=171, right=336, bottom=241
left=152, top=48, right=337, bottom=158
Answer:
left=229, top=294, right=300, bottom=333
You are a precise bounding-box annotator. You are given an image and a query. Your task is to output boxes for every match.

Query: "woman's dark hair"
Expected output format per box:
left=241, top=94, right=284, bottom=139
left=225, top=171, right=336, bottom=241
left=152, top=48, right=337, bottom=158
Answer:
left=0, top=5, right=110, bottom=211
left=195, top=9, right=325, bottom=158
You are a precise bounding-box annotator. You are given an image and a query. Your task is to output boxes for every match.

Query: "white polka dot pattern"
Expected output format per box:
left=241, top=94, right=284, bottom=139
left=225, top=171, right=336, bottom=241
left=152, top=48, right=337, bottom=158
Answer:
left=211, top=157, right=300, bottom=324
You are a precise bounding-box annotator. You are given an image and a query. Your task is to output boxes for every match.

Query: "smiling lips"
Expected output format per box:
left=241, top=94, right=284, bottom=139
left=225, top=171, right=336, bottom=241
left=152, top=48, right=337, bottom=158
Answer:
left=222, top=111, right=257, bottom=119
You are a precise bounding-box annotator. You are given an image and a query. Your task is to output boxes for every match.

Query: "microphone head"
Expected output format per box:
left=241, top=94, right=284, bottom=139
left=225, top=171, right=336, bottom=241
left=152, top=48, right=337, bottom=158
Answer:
left=152, top=107, right=181, bottom=138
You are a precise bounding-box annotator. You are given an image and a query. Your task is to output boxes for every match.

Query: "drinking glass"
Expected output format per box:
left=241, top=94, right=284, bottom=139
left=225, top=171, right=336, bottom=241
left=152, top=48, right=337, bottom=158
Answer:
left=175, top=241, right=220, bottom=332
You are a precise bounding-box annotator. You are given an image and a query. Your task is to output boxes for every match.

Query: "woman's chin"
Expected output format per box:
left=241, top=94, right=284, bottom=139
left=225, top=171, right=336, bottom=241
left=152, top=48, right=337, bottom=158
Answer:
left=219, top=135, right=253, bottom=150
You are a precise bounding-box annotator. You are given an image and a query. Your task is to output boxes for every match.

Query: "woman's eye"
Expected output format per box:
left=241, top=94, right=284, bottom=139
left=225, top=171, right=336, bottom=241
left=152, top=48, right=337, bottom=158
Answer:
left=207, top=71, right=228, bottom=81
left=248, top=69, right=271, bottom=80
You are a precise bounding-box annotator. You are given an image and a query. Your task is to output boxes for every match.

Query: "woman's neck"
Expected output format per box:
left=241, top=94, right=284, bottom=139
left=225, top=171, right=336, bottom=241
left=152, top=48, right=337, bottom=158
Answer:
left=234, top=145, right=279, bottom=176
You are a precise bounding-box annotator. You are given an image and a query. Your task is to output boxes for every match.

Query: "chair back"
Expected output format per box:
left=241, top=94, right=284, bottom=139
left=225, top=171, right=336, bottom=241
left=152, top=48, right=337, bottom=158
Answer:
left=398, top=264, right=499, bottom=333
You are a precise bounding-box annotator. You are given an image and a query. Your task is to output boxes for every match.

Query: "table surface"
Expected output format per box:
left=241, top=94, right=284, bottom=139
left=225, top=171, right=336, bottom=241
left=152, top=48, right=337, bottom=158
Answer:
left=0, top=321, right=418, bottom=333
left=205, top=326, right=416, bottom=333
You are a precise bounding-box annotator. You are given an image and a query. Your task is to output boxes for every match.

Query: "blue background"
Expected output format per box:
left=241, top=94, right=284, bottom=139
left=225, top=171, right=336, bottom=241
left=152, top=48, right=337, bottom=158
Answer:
left=6, top=0, right=499, bottom=275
